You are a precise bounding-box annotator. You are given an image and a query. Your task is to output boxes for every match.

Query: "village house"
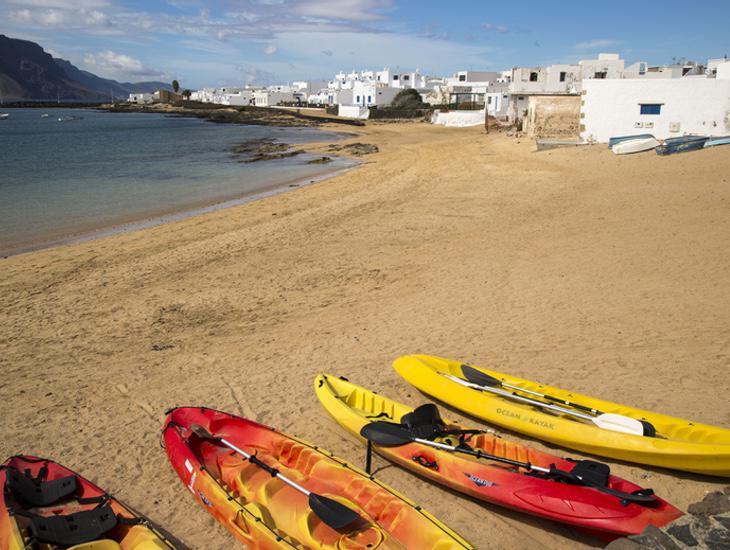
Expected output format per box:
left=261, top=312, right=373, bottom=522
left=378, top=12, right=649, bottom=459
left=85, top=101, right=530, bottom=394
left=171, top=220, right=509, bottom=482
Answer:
left=580, top=60, right=730, bottom=143
left=127, top=92, right=154, bottom=104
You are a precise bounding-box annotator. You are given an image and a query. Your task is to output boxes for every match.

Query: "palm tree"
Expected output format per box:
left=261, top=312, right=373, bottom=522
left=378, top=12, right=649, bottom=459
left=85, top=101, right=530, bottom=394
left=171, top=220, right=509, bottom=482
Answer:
left=172, top=80, right=180, bottom=93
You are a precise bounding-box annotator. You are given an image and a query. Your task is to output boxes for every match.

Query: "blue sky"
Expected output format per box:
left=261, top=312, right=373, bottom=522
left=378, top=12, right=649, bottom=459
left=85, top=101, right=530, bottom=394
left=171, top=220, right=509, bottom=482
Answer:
left=2, top=0, right=729, bottom=88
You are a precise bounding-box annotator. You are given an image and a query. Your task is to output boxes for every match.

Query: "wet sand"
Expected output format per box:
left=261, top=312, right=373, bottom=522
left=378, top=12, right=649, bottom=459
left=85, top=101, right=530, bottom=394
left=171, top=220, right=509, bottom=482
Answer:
left=1, top=122, right=729, bottom=549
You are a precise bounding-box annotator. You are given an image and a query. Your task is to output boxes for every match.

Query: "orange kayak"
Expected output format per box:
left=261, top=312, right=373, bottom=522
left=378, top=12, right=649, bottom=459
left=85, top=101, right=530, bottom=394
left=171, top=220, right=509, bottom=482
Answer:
left=163, top=406, right=474, bottom=549
left=1, top=455, right=174, bottom=549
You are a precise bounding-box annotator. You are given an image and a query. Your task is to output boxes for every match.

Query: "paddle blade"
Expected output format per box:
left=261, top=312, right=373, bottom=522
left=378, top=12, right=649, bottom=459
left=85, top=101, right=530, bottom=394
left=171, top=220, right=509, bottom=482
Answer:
left=460, top=365, right=502, bottom=387
left=189, top=424, right=216, bottom=441
left=593, top=413, right=647, bottom=436
left=309, top=494, right=360, bottom=530
left=359, top=422, right=413, bottom=447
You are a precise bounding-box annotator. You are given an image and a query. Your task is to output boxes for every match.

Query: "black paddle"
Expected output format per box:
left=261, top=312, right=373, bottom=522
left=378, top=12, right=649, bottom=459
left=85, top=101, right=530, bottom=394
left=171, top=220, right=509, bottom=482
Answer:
left=360, top=421, right=657, bottom=504
left=190, top=424, right=360, bottom=529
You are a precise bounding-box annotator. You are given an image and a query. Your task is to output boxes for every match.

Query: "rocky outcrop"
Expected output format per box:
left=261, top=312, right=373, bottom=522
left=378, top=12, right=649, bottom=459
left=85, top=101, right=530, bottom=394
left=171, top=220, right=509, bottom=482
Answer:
left=606, top=487, right=730, bottom=550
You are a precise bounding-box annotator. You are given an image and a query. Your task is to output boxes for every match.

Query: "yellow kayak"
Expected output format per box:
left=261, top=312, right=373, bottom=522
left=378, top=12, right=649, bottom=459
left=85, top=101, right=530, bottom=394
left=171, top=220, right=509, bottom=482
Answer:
left=393, top=355, right=730, bottom=476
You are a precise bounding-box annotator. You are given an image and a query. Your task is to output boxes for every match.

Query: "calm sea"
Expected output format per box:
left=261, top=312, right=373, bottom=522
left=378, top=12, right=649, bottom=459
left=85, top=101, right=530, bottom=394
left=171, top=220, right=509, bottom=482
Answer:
left=0, top=108, right=356, bottom=256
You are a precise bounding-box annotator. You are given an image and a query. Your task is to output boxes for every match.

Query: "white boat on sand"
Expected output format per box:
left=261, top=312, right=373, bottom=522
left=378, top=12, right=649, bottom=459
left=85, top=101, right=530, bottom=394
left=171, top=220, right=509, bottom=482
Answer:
left=612, top=137, right=660, bottom=155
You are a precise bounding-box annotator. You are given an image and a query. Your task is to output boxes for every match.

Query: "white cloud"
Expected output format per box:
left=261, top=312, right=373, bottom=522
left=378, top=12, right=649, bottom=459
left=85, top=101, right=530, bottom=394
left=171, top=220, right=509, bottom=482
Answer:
left=82, top=50, right=164, bottom=80
left=482, top=22, right=508, bottom=33
left=8, top=6, right=113, bottom=29
left=573, top=39, right=621, bottom=50
left=5, top=0, right=108, bottom=7
left=263, top=44, right=278, bottom=55
left=290, top=0, right=393, bottom=21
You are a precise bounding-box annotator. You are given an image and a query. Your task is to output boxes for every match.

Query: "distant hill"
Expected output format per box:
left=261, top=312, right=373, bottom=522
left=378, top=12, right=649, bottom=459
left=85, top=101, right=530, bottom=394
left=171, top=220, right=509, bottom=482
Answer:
left=0, top=35, right=171, bottom=101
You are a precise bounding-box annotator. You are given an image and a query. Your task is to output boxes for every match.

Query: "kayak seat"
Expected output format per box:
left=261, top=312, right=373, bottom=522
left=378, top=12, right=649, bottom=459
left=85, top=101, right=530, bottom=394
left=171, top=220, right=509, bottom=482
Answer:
left=6, top=467, right=78, bottom=507
left=400, top=404, right=446, bottom=440
left=29, top=505, right=118, bottom=547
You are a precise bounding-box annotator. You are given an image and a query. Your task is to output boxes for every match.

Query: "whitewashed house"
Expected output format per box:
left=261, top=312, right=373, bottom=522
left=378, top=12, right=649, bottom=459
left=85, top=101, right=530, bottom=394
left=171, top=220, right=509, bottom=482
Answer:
left=350, top=81, right=400, bottom=107
left=580, top=61, right=730, bottom=142
left=128, top=92, right=154, bottom=104
left=253, top=90, right=296, bottom=107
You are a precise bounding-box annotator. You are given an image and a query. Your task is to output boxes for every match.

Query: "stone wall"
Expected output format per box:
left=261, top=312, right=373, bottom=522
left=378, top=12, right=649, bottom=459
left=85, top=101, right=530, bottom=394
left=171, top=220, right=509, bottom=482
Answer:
left=523, top=95, right=581, bottom=139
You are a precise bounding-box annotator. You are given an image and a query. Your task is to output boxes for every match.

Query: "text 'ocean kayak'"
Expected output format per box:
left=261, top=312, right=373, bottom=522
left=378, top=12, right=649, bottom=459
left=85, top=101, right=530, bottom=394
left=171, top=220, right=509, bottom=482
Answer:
left=315, top=374, right=682, bottom=540
left=163, top=406, right=474, bottom=550
left=393, top=355, right=730, bottom=476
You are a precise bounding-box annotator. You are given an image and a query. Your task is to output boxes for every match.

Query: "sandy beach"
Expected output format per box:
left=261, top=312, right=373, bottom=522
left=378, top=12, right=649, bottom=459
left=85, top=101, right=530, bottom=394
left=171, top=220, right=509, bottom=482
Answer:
left=1, top=122, right=729, bottom=549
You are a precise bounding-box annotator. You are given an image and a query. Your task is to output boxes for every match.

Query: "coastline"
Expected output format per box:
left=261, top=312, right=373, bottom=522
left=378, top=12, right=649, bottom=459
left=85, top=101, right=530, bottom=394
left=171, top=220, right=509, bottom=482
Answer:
left=2, top=123, right=729, bottom=550
left=1, top=159, right=360, bottom=258
left=0, top=109, right=365, bottom=257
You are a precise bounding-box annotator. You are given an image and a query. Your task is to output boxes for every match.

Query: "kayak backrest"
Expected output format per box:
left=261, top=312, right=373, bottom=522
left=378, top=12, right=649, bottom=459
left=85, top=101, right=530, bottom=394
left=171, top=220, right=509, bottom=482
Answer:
left=400, top=404, right=446, bottom=440
left=6, top=467, right=77, bottom=507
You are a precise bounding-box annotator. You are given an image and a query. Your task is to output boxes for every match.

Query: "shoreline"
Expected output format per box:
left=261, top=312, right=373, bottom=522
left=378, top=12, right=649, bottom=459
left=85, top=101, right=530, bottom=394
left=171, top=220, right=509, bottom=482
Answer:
left=1, top=159, right=360, bottom=258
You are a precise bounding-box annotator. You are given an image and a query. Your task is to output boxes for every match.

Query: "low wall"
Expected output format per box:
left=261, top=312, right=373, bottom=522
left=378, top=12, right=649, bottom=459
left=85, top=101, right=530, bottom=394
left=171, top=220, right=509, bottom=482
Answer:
left=431, top=110, right=485, bottom=127
left=338, top=105, right=370, bottom=119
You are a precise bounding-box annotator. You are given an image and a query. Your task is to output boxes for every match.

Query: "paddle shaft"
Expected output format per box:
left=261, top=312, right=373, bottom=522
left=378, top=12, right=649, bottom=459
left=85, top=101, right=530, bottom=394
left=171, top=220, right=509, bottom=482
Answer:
left=444, top=374, right=595, bottom=421
left=411, top=436, right=549, bottom=474
left=497, top=381, right=599, bottom=415
left=220, top=437, right=312, bottom=496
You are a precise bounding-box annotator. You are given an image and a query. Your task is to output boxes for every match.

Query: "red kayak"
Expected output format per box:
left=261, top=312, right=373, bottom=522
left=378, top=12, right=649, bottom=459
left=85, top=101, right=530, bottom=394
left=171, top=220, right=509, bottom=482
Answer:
left=315, top=374, right=684, bottom=541
left=162, top=407, right=474, bottom=549
left=1, top=455, right=174, bottom=549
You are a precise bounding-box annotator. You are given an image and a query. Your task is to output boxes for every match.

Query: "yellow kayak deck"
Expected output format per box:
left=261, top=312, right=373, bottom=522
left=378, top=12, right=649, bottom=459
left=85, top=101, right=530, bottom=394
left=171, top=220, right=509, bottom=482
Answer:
left=393, top=355, right=730, bottom=476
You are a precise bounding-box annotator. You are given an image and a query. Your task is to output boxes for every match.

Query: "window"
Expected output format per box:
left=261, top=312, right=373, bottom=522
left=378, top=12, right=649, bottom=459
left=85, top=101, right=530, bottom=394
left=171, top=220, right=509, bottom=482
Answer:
left=594, top=71, right=607, bottom=79
left=367, top=95, right=372, bottom=103
left=459, top=74, right=466, bottom=82
left=393, top=75, right=399, bottom=80
left=356, top=95, right=360, bottom=103
left=403, top=75, right=410, bottom=81
left=559, top=71, right=566, bottom=82
left=487, top=96, right=492, bottom=104
left=529, top=72, right=538, bottom=82
left=640, top=103, right=662, bottom=115
left=377, top=75, right=380, bottom=80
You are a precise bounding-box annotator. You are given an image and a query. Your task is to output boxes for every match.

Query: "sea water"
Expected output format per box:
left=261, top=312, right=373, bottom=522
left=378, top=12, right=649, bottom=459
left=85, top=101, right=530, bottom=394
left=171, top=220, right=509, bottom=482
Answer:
left=0, top=108, right=356, bottom=255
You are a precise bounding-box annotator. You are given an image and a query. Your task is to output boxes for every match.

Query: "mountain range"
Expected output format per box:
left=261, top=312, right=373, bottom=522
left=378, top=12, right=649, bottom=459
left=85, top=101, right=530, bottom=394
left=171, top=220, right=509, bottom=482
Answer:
left=0, top=35, right=171, bottom=102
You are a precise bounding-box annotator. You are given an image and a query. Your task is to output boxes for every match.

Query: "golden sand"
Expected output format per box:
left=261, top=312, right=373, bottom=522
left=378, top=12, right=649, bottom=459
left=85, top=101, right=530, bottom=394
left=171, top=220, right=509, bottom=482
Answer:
left=1, top=122, right=729, bottom=549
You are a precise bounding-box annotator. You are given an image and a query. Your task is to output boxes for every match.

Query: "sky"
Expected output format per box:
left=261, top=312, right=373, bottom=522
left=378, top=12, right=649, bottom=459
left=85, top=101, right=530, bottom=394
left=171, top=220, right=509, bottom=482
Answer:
left=2, top=0, right=729, bottom=88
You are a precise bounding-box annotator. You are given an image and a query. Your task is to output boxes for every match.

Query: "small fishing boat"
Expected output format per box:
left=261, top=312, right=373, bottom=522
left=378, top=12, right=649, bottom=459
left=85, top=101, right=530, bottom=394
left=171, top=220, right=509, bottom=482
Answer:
left=57, top=115, right=83, bottom=122
left=0, top=113, right=8, bottom=120
left=704, top=136, right=730, bottom=148
left=40, top=113, right=50, bottom=118
left=608, top=134, right=655, bottom=149
left=612, top=136, right=659, bottom=155
left=656, top=135, right=708, bottom=155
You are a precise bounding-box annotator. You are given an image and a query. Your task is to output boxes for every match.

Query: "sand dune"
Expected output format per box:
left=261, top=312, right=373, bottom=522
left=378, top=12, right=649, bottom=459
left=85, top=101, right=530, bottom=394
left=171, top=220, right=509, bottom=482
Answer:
left=1, top=122, right=729, bottom=549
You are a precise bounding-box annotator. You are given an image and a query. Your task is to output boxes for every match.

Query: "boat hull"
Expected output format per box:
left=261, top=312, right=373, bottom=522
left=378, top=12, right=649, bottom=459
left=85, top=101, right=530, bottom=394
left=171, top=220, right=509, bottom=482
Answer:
left=163, top=407, right=473, bottom=550
left=612, top=137, right=659, bottom=155
left=392, top=355, right=730, bottom=476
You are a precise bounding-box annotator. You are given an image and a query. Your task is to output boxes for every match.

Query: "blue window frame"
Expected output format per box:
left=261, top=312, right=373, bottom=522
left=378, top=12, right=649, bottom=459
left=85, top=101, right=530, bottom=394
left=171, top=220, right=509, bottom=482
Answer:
left=367, top=95, right=372, bottom=103
left=640, top=103, right=662, bottom=115
left=356, top=95, right=360, bottom=103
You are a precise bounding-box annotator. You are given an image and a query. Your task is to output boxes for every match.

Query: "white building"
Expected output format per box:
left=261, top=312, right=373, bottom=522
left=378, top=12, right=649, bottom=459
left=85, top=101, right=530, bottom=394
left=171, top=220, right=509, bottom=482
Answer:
left=580, top=63, right=730, bottom=143
left=128, top=92, right=154, bottom=104
left=350, top=82, right=401, bottom=107
left=253, top=90, right=296, bottom=107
